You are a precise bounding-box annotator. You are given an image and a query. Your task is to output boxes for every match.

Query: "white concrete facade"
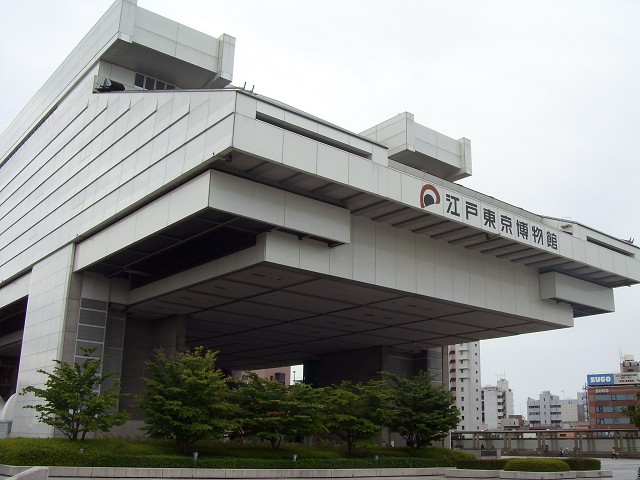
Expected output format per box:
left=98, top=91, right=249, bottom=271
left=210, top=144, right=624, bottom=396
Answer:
left=449, top=342, right=483, bottom=431
left=1, top=0, right=639, bottom=437
left=527, top=391, right=585, bottom=428
left=482, top=378, right=514, bottom=430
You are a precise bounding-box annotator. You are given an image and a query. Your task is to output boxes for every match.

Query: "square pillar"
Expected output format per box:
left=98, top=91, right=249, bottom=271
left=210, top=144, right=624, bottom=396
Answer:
left=12, top=246, right=77, bottom=437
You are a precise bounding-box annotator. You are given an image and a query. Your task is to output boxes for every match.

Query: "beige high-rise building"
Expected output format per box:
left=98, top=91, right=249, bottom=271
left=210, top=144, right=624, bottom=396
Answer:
left=482, top=378, right=514, bottom=429
left=449, top=342, right=482, bottom=431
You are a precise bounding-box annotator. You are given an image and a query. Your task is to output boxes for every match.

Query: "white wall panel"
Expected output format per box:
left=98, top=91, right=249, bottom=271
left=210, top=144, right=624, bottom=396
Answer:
left=235, top=94, right=257, bottom=119
left=284, top=193, right=350, bottom=244
left=401, top=172, right=423, bottom=206
left=209, top=171, right=285, bottom=226
left=500, top=261, right=517, bottom=314
left=299, top=238, right=330, bottom=275
left=348, top=155, right=376, bottom=193
left=396, top=228, right=416, bottom=292
left=263, top=231, right=300, bottom=269
left=514, top=265, right=531, bottom=318
left=203, top=115, right=234, bottom=162
left=375, top=222, right=397, bottom=289
left=468, top=250, right=486, bottom=308
left=434, top=241, right=454, bottom=301
left=317, top=143, right=348, bottom=185
left=352, top=216, right=376, bottom=284
left=283, top=131, right=318, bottom=174
left=329, top=238, right=354, bottom=279
left=451, top=245, right=470, bottom=305
left=0, top=274, right=31, bottom=309
left=209, top=171, right=350, bottom=245
left=377, top=167, right=402, bottom=203
left=484, top=256, right=502, bottom=312
left=415, top=233, right=436, bottom=297
left=232, top=113, right=283, bottom=162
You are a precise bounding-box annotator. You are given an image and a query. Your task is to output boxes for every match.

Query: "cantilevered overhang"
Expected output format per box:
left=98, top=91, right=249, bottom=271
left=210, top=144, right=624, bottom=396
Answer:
left=119, top=232, right=570, bottom=370
left=215, top=91, right=639, bottom=301
left=65, top=86, right=639, bottom=323
left=127, top=262, right=567, bottom=370
left=73, top=166, right=573, bottom=370
left=74, top=170, right=351, bottom=277
left=214, top=150, right=638, bottom=317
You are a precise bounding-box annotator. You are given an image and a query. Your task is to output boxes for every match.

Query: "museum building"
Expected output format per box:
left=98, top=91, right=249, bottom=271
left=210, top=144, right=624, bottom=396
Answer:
left=1, top=0, right=639, bottom=437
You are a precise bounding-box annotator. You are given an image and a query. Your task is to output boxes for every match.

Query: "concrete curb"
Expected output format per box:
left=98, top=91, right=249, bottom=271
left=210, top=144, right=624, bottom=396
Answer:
left=0, top=465, right=613, bottom=480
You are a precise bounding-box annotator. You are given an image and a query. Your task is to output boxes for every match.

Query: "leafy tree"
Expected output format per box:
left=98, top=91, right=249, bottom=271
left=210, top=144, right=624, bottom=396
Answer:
left=138, top=347, right=236, bottom=454
left=20, top=349, right=130, bottom=441
left=322, top=380, right=389, bottom=454
left=382, top=370, right=460, bottom=447
left=234, top=372, right=326, bottom=449
left=623, top=390, right=640, bottom=429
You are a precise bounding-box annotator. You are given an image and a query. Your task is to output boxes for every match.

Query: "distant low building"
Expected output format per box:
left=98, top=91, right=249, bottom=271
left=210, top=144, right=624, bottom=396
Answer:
left=253, top=367, right=290, bottom=385
left=482, top=378, right=514, bottom=429
left=585, top=354, right=640, bottom=429
left=527, top=391, right=585, bottom=428
left=502, top=414, right=525, bottom=430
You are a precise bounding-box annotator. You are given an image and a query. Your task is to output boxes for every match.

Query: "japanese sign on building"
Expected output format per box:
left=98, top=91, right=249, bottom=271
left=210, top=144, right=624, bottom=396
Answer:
left=587, top=374, right=616, bottom=386
left=419, top=183, right=565, bottom=254
left=615, top=372, right=640, bottom=385
left=586, top=373, right=640, bottom=386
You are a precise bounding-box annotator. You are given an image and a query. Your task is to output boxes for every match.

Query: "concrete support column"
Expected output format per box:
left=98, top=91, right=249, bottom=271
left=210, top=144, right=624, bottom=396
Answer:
left=120, top=313, right=187, bottom=421
left=12, top=246, right=77, bottom=437
left=614, top=431, right=622, bottom=452
left=579, top=432, right=583, bottom=454
left=537, top=432, right=546, bottom=453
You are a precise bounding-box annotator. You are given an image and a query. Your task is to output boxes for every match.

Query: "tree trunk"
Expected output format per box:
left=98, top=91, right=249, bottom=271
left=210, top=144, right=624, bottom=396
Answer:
left=178, top=438, right=188, bottom=455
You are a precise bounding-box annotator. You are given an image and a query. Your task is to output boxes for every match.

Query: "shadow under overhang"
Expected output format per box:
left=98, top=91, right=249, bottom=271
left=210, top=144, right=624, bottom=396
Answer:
left=82, top=208, right=568, bottom=370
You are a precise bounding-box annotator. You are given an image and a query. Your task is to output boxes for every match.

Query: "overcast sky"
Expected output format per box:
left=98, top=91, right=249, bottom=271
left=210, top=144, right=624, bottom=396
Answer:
left=2, top=0, right=639, bottom=416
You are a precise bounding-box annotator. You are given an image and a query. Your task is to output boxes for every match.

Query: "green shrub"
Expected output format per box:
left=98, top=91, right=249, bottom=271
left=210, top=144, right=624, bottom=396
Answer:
left=0, top=438, right=469, bottom=468
left=505, top=458, right=570, bottom=472
left=456, top=459, right=510, bottom=470
left=562, top=457, right=601, bottom=471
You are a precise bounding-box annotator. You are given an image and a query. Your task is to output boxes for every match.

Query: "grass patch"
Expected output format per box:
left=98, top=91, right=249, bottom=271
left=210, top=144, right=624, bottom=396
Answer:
left=456, top=459, right=510, bottom=470
left=504, top=458, right=570, bottom=472
left=0, top=438, right=472, bottom=468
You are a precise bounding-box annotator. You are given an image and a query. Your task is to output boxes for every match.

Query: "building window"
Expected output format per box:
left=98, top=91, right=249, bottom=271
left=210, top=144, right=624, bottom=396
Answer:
left=134, top=72, right=176, bottom=90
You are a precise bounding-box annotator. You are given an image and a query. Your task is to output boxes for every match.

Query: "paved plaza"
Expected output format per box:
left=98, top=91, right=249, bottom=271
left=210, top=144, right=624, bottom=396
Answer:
left=591, top=458, right=640, bottom=480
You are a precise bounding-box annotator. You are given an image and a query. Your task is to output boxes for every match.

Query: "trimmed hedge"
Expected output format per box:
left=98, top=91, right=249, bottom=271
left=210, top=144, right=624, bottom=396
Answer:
left=0, top=454, right=451, bottom=469
left=0, top=438, right=471, bottom=468
left=456, top=459, right=510, bottom=470
left=562, top=457, right=601, bottom=471
left=504, top=458, right=570, bottom=472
